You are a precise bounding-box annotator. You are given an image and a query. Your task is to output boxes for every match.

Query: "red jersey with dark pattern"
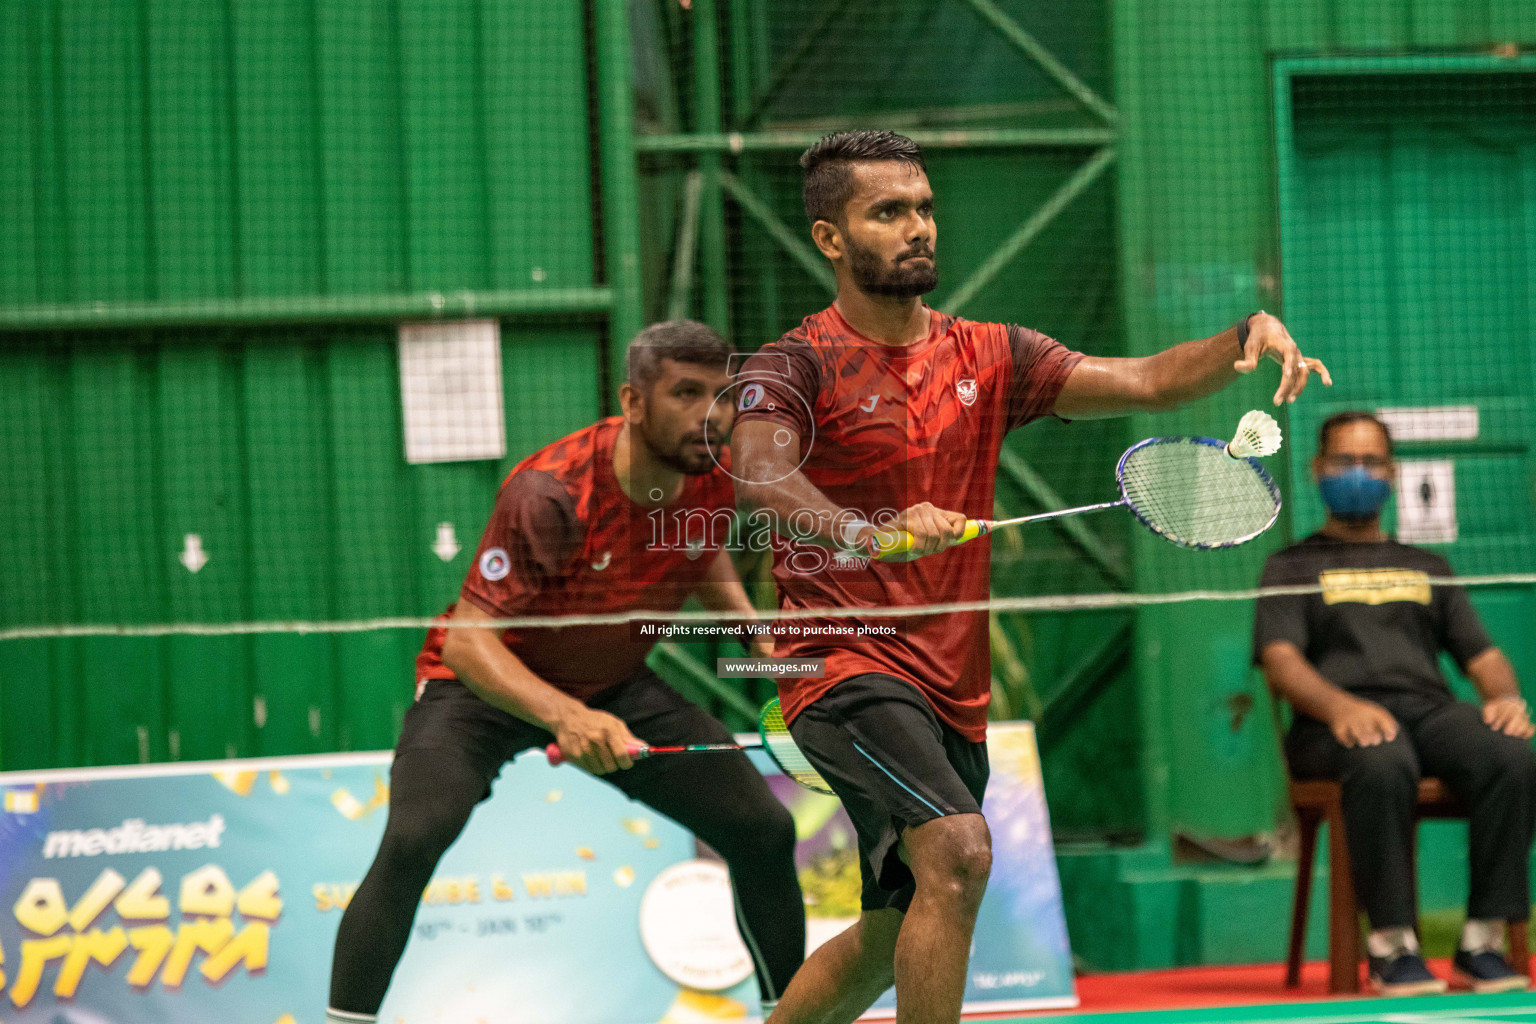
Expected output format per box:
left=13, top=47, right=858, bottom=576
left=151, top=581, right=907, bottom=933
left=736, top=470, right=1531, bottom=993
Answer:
left=416, top=417, right=736, bottom=703
left=735, top=305, right=1083, bottom=740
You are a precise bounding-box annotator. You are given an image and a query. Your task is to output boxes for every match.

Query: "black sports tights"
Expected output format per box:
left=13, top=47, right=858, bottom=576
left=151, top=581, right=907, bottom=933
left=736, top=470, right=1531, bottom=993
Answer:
left=330, top=741, right=804, bottom=1013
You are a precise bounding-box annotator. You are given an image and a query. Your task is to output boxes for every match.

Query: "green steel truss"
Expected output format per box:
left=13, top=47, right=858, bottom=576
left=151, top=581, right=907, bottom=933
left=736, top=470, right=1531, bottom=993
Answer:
left=646, top=0, right=1119, bottom=327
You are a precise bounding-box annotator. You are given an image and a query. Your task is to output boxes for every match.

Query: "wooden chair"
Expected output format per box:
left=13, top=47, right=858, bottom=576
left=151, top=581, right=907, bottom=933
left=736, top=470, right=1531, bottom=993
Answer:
left=1280, top=705, right=1530, bottom=993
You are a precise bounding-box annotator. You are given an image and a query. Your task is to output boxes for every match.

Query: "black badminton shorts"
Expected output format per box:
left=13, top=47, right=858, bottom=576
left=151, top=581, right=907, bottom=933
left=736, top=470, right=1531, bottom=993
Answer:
left=787, top=672, right=989, bottom=913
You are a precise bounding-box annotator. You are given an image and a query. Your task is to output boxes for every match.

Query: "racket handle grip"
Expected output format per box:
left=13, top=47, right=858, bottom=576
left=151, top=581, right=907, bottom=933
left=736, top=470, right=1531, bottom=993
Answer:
left=544, top=741, right=648, bottom=767
left=871, top=520, right=986, bottom=561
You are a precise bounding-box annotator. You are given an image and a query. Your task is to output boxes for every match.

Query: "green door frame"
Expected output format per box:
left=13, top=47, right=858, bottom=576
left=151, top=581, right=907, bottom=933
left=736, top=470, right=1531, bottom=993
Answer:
left=1271, top=52, right=1536, bottom=710
left=1272, top=54, right=1536, bottom=545
left=1273, top=53, right=1536, bottom=307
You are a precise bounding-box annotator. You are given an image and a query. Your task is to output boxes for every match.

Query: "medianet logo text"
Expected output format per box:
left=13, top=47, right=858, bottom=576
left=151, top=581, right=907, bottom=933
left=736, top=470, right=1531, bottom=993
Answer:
left=42, top=814, right=226, bottom=859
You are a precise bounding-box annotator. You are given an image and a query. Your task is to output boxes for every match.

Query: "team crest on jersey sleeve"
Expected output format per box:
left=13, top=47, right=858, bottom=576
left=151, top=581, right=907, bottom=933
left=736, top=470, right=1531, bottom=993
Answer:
left=479, top=547, right=511, bottom=581
left=956, top=379, right=978, bottom=406
left=738, top=383, right=765, bottom=411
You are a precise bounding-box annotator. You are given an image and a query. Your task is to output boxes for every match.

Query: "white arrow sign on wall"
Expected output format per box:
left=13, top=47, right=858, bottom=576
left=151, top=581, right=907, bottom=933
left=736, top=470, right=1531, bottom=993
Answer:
left=179, top=533, right=209, bottom=573
left=433, top=522, right=462, bottom=562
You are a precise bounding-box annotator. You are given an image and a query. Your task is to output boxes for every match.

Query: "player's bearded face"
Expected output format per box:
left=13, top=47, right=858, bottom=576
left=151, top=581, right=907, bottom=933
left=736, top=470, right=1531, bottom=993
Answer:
left=640, top=362, right=734, bottom=475
left=846, top=232, right=938, bottom=298
left=839, top=164, right=938, bottom=299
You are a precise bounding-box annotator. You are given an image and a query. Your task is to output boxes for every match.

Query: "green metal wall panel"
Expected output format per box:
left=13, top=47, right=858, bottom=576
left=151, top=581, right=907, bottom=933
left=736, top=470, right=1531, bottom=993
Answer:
left=318, top=2, right=408, bottom=294
left=0, top=0, right=595, bottom=309
left=242, top=341, right=336, bottom=756
left=482, top=1, right=596, bottom=291
left=158, top=346, right=252, bottom=762
left=147, top=0, right=238, bottom=302
left=1405, top=0, right=1462, bottom=47
left=59, top=0, right=151, bottom=303
left=399, top=0, right=492, bottom=292
left=232, top=0, right=324, bottom=298
left=0, top=2, right=39, bottom=306
left=0, top=0, right=612, bottom=769
left=0, top=348, right=76, bottom=769
left=70, top=347, right=168, bottom=766
left=328, top=337, right=417, bottom=753
left=0, top=324, right=603, bottom=768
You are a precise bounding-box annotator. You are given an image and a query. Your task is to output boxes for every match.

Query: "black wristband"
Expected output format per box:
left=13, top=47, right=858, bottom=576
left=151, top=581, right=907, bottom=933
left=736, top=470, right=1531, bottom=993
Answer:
left=1236, top=311, right=1260, bottom=357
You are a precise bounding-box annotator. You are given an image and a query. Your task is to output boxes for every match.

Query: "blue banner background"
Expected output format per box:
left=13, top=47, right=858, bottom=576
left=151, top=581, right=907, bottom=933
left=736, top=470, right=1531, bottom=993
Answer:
left=0, top=723, right=1074, bottom=1023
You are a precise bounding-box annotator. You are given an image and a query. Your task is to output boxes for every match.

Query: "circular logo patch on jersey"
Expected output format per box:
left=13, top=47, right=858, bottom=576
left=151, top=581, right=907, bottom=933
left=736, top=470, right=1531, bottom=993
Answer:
left=738, top=383, right=765, bottom=412
left=478, top=547, right=511, bottom=582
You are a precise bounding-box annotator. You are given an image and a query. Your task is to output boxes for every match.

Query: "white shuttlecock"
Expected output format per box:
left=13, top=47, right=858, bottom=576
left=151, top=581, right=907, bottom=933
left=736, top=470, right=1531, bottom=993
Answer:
left=1226, top=410, right=1282, bottom=458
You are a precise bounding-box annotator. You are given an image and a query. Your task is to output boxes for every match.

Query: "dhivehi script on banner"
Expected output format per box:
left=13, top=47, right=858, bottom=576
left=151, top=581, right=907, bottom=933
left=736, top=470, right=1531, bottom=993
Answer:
left=0, top=722, right=1074, bottom=1023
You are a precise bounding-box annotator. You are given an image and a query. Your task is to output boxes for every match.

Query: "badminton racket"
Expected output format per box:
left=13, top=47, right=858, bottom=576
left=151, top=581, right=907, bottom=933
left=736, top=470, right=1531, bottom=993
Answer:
left=872, top=425, right=1281, bottom=558
left=545, top=697, right=835, bottom=795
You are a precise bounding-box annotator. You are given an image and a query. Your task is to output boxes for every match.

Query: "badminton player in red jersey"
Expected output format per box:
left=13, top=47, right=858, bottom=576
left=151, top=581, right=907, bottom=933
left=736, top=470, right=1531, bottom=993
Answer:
left=326, top=321, right=803, bottom=1024
left=733, top=131, right=1333, bottom=1024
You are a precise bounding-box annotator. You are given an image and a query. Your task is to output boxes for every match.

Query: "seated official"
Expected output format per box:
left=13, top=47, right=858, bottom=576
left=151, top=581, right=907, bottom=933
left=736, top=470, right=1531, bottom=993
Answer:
left=1255, top=411, right=1535, bottom=997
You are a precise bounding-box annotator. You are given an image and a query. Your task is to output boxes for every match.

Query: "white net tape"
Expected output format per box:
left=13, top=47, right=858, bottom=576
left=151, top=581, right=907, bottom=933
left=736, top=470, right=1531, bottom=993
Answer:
left=4, top=574, right=1534, bottom=641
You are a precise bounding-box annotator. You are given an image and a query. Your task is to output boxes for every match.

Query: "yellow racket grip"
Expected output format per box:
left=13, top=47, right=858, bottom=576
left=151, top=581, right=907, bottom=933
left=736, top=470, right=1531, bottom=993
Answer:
left=871, top=520, right=986, bottom=560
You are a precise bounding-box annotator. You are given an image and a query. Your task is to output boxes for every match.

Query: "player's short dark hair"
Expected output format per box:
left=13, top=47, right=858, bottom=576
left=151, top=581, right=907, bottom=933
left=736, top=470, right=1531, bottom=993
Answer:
left=626, top=319, right=734, bottom=394
left=800, top=130, right=927, bottom=225
left=1318, top=410, right=1394, bottom=457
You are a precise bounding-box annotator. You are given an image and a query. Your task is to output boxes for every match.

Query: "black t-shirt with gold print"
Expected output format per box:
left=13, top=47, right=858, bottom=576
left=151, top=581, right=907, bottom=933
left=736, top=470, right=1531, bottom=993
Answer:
left=1253, top=533, right=1493, bottom=706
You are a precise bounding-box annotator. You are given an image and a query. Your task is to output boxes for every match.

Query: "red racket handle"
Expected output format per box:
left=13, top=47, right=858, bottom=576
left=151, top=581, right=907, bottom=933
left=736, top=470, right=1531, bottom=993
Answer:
left=544, top=741, right=649, bottom=767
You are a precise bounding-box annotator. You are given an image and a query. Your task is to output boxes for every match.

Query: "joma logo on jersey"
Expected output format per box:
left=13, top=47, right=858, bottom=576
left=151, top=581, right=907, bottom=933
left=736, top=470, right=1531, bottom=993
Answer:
left=956, top=379, right=978, bottom=406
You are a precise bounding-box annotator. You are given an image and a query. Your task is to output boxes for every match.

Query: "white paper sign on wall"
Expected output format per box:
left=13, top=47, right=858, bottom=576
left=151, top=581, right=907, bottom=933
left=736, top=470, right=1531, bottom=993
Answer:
left=399, top=319, right=506, bottom=464
left=1395, top=459, right=1457, bottom=544
left=1376, top=405, right=1479, bottom=442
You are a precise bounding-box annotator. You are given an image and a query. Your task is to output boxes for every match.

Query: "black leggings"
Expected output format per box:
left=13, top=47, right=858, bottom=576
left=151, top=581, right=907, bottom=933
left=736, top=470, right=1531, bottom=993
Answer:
left=329, top=674, right=804, bottom=1014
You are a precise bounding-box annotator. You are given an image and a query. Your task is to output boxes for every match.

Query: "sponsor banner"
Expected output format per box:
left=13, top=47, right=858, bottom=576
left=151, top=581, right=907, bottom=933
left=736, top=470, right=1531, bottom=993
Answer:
left=0, top=724, right=1074, bottom=1022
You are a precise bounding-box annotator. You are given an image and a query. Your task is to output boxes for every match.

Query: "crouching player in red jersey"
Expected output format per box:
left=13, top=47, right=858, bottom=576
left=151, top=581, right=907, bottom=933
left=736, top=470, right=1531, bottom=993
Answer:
left=733, top=131, right=1332, bottom=1024
left=325, top=321, right=804, bottom=1024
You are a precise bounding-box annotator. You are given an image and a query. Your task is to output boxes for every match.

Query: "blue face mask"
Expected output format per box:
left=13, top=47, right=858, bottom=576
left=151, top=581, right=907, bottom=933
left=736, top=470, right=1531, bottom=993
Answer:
left=1319, top=466, right=1391, bottom=520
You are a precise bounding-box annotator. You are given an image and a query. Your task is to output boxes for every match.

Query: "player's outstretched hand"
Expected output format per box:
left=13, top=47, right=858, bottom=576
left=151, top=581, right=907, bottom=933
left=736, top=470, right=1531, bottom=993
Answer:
left=1234, top=311, right=1333, bottom=406
left=551, top=706, right=644, bottom=774
left=880, top=502, right=969, bottom=561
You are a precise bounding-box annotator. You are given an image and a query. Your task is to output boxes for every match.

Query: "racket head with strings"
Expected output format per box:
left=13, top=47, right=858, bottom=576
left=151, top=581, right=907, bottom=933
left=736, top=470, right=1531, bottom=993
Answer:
left=758, top=698, right=837, bottom=795
left=1116, top=436, right=1281, bottom=549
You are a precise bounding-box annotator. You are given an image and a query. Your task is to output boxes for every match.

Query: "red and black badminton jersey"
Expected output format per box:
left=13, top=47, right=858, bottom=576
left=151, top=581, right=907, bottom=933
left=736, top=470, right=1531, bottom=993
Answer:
left=415, top=417, right=736, bottom=703
left=735, top=304, right=1083, bottom=740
